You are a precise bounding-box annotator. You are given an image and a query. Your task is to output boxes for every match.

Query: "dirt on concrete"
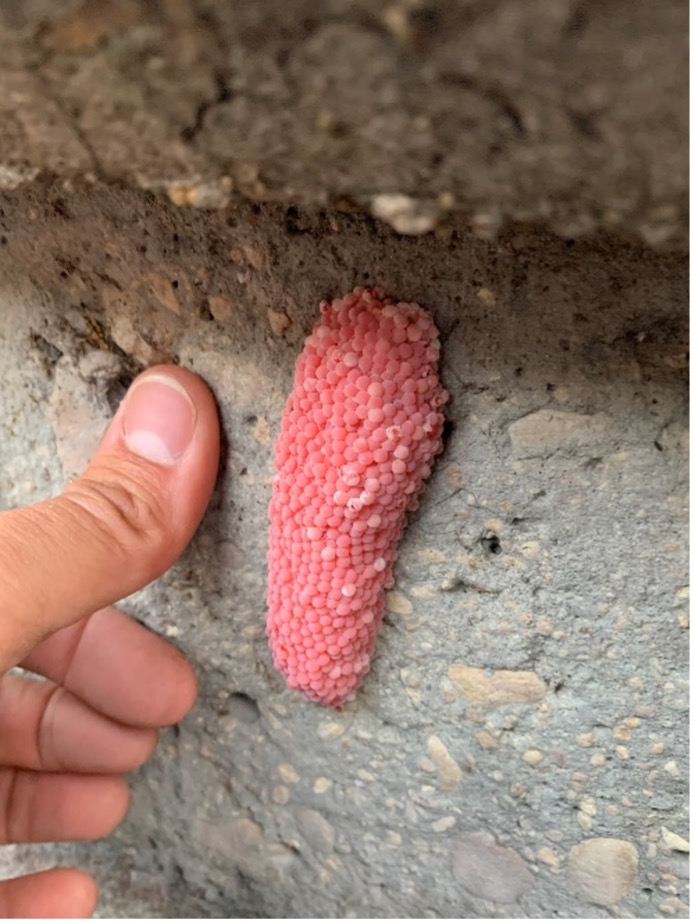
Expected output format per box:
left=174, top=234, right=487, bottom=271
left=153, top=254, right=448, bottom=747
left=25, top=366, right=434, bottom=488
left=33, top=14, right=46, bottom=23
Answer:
left=0, top=0, right=688, bottom=247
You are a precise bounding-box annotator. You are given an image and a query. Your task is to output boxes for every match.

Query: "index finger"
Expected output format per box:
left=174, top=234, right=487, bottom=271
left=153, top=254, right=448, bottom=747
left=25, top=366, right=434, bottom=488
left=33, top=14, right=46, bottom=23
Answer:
left=20, top=607, right=198, bottom=728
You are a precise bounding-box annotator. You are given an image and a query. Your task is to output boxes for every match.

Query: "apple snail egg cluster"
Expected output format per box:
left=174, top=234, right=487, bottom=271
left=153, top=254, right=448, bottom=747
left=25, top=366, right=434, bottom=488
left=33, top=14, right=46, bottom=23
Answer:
left=267, top=286, right=448, bottom=707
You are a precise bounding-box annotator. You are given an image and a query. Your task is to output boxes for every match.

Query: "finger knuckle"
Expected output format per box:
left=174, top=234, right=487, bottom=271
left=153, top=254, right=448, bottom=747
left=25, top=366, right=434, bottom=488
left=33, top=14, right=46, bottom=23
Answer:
left=0, top=768, right=23, bottom=844
left=62, top=469, right=169, bottom=562
left=36, top=686, right=66, bottom=772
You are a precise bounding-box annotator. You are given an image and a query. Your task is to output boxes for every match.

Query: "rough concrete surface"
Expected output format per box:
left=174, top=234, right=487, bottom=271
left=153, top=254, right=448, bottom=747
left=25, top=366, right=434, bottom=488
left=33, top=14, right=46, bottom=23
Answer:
left=0, top=0, right=688, bottom=247
left=0, top=183, right=688, bottom=918
left=0, top=0, right=689, bottom=919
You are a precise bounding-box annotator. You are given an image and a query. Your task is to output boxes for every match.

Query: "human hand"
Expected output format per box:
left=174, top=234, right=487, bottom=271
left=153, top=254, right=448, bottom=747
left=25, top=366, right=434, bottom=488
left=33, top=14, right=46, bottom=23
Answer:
left=0, top=366, right=220, bottom=917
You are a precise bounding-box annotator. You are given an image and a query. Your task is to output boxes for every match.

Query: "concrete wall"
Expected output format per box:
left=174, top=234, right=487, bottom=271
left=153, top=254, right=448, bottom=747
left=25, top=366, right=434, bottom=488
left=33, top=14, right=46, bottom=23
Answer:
left=0, top=1, right=688, bottom=917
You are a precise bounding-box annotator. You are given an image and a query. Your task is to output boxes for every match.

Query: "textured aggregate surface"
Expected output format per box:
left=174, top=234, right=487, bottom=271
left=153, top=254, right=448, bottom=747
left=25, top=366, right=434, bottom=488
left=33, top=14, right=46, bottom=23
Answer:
left=268, top=288, right=446, bottom=705
left=0, top=185, right=688, bottom=918
left=0, top=0, right=687, bottom=248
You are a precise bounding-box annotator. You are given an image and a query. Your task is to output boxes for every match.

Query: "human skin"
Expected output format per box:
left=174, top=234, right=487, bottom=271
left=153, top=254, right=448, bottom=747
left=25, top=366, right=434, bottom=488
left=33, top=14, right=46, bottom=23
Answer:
left=0, top=366, right=220, bottom=917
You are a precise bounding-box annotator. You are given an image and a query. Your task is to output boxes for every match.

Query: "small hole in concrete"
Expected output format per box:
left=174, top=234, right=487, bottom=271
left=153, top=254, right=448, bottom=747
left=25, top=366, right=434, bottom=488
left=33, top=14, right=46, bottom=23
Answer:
left=106, top=373, right=135, bottom=412
left=52, top=197, right=70, bottom=218
left=481, top=533, right=502, bottom=555
left=285, top=205, right=307, bottom=235
left=228, top=692, right=261, bottom=723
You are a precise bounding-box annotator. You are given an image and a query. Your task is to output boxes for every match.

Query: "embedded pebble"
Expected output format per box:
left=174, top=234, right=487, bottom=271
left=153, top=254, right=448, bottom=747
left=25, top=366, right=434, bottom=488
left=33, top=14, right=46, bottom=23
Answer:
left=427, top=735, right=463, bottom=791
left=579, top=797, right=597, bottom=817
left=277, top=763, right=300, bottom=784
left=432, top=816, right=457, bottom=833
left=271, top=785, right=290, bottom=805
left=508, top=409, right=610, bottom=457
left=77, top=349, right=122, bottom=382
left=569, top=838, right=639, bottom=906
left=193, top=816, right=294, bottom=884
left=370, top=194, right=442, bottom=235
left=207, top=295, right=234, bottom=321
left=537, top=846, right=560, bottom=868
left=313, top=777, right=334, bottom=794
left=661, top=828, right=689, bottom=852
left=293, top=808, right=336, bottom=854
left=451, top=831, right=534, bottom=902
left=659, top=897, right=690, bottom=915
left=268, top=309, right=291, bottom=336
left=385, top=589, right=414, bottom=615
left=253, top=416, right=271, bottom=446
left=476, top=287, right=497, bottom=306
left=448, top=664, right=545, bottom=708
left=578, top=812, right=592, bottom=831
left=317, top=721, right=346, bottom=740
left=143, top=273, right=181, bottom=315
left=476, top=730, right=499, bottom=750
left=167, top=177, right=232, bottom=208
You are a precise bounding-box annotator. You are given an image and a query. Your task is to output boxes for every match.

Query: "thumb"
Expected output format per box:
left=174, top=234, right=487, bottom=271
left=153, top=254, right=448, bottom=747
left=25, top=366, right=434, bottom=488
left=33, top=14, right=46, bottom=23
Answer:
left=0, top=366, right=220, bottom=672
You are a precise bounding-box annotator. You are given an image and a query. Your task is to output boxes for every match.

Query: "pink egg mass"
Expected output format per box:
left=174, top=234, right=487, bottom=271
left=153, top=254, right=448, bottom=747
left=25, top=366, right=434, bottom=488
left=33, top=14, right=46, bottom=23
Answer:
left=266, top=287, right=448, bottom=707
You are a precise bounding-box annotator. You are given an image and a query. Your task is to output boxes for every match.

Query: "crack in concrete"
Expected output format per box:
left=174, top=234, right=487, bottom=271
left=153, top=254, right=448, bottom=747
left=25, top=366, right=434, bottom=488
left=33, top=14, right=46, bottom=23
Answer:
left=180, top=69, right=232, bottom=143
